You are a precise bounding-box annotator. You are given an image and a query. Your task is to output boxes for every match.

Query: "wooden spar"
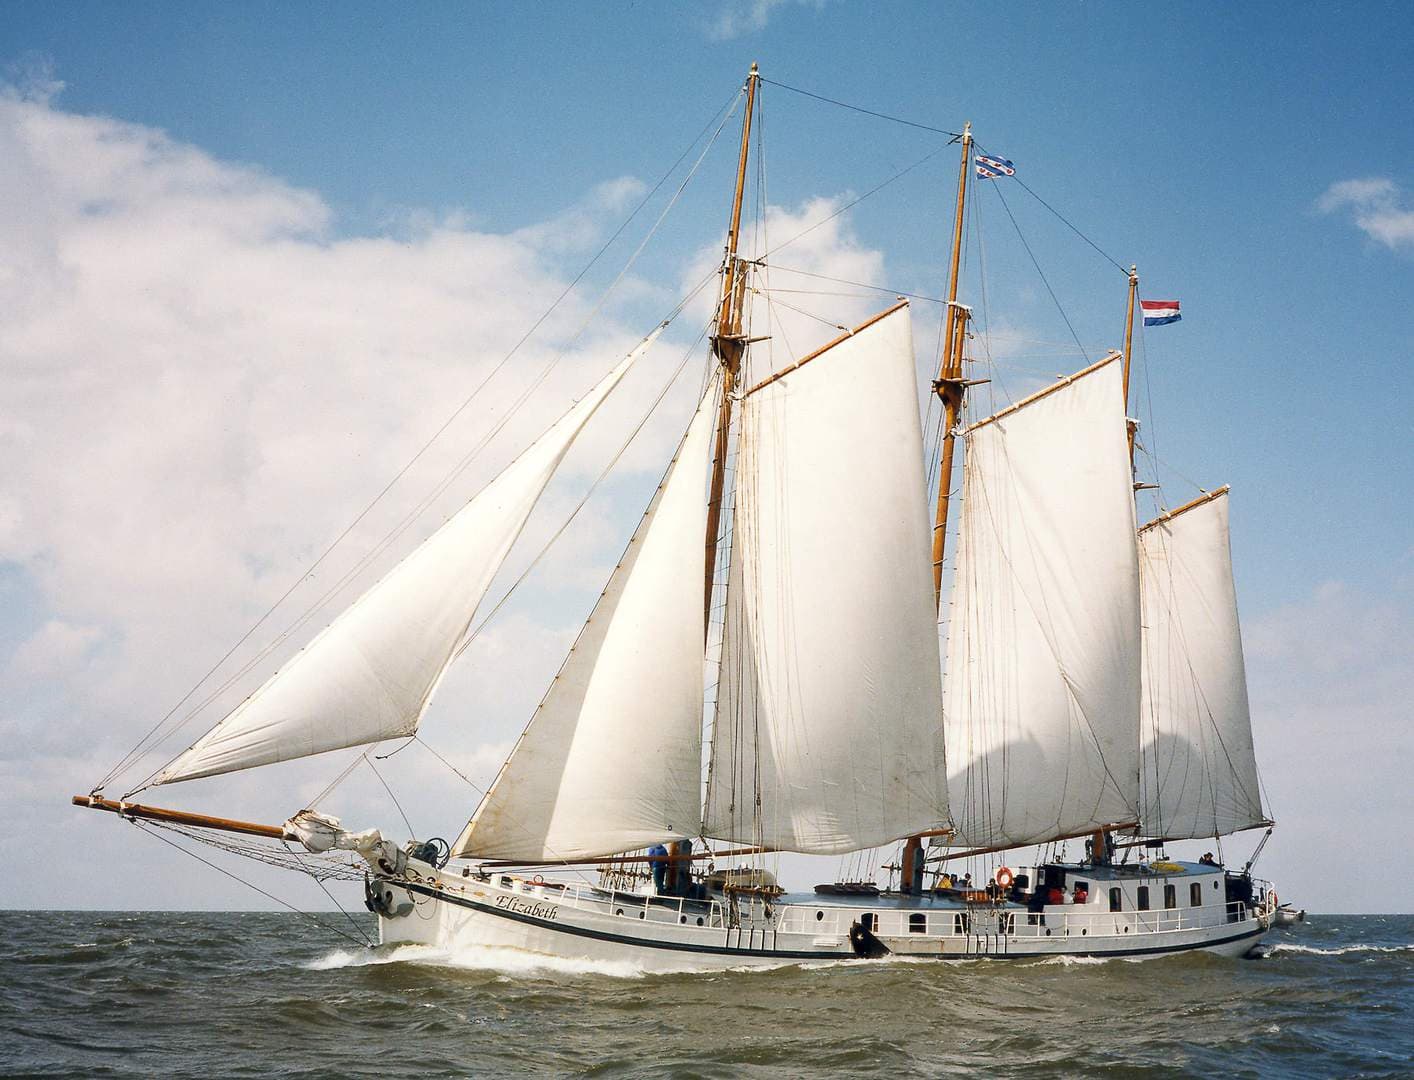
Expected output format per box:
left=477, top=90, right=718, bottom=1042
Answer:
left=929, top=122, right=973, bottom=605
left=71, top=794, right=289, bottom=840
left=1113, top=819, right=1273, bottom=850
left=1138, top=484, right=1231, bottom=533
left=923, top=822, right=1139, bottom=865
left=966, top=350, right=1123, bottom=431
left=476, top=845, right=771, bottom=869
left=1122, top=264, right=1139, bottom=465
left=743, top=300, right=909, bottom=396
left=702, top=62, right=759, bottom=630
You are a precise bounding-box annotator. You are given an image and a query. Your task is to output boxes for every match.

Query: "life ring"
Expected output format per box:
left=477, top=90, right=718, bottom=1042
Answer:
left=532, top=873, right=545, bottom=885
left=995, top=866, right=1014, bottom=889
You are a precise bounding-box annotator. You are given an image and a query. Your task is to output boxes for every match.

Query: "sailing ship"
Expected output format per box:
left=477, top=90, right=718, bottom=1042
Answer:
left=73, top=65, right=1277, bottom=967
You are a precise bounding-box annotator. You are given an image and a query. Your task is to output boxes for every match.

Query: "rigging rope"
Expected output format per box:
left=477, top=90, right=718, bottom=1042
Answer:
left=760, top=77, right=961, bottom=139
left=132, top=819, right=372, bottom=948
left=988, top=181, right=1090, bottom=363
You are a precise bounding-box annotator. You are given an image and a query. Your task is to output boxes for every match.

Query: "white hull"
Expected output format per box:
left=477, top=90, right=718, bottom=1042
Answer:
left=371, top=862, right=1269, bottom=972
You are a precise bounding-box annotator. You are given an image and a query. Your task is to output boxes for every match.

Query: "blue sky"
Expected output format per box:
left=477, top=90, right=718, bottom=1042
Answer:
left=2, top=2, right=1411, bottom=913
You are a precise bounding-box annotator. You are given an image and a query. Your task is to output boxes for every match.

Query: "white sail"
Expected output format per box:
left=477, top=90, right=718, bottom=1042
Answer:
left=1138, top=488, right=1266, bottom=838
left=703, top=303, right=948, bottom=855
left=451, top=376, right=720, bottom=861
left=156, top=333, right=659, bottom=785
left=943, top=356, right=1141, bottom=849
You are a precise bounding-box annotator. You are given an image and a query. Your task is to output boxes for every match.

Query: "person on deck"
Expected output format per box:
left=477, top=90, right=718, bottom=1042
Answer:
left=647, top=843, right=668, bottom=893
left=1072, top=884, right=1089, bottom=904
left=1199, top=852, right=1217, bottom=866
left=1047, top=884, right=1065, bottom=906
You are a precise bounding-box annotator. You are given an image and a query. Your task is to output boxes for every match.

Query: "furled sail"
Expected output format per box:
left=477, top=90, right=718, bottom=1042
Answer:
left=703, top=302, right=949, bottom=855
left=451, top=375, right=720, bottom=861
left=942, top=355, right=1141, bottom=849
left=1138, top=488, right=1266, bottom=838
left=155, top=332, right=659, bottom=785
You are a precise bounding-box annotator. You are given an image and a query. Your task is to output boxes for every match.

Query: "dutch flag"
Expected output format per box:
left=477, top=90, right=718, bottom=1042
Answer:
left=1141, top=299, right=1181, bottom=327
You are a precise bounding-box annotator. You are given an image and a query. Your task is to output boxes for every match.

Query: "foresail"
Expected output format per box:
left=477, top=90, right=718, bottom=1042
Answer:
left=943, top=356, right=1141, bottom=849
left=703, top=303, right=948, bottom=855
left=1138, top=489, right=1265, bottom=838
left=155, top=332, right=659, bottom=785
left=451, top=375, right=720, bottom=861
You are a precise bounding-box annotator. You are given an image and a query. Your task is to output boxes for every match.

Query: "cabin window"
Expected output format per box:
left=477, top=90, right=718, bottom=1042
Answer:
left=1137, top=886, right=1150, bottom=911
left=861, top=913, right=876, bottom=933
left=954, top=912, right=971, bottom=934
left=1164, top=884, right=1177, bottom=910
left=909, top=913, right=927, bottom=934
left=1190, top=883, right=1203, bottom=907
left=1109, top=887, right=1122, bottom=912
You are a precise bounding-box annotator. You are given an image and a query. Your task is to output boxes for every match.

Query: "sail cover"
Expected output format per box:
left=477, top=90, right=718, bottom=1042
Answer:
left=1138, top=489, right=1265, bottom=838
left=942, top=356, right=1141, bottom=849
left=452, top=376, right=720, bottom=861
left=703, top=303, right=949, bottom=854
left=156, top=333, right=658, bottom=785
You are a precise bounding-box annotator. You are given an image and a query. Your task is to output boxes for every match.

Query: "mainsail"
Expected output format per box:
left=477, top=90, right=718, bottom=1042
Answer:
left=155, top=333, right=659, bottom=785
left=1138, top=488, right=1266, bottom=838
left=943, top=356, right=1142, bottom=849
left=452, top=375, right=721, bottom=861
left=703, top=303, right=949, bottom=855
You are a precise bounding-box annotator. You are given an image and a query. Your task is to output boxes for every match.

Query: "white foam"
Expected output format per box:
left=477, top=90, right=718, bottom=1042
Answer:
left=1267, top=942, right=1413, bottom=957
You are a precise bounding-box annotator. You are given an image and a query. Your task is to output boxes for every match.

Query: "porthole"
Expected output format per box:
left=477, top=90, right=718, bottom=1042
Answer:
left=615, top=908, right=624, bottom=916
left=816, top=910, right=825, bottom=921
left=696, top=917, right=704, bottom=926
left=639, top=911, right=646, bottom=919
left=680, top=915, right=687, bottom=924
left=1081, top=928, right=1087, bottom=936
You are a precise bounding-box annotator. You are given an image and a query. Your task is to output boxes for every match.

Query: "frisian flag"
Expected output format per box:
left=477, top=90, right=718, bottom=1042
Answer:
left=1141, top=299, right=1182, bottom=327
left=975, top=153, right=1015, bottom=179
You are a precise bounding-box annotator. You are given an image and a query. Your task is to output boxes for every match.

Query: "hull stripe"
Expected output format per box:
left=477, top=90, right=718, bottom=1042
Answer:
left=395, top=881, right=1265, bottom=961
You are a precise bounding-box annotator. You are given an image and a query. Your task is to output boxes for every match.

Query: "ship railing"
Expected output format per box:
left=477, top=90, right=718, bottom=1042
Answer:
left=491, top=872, right=730, bottom=929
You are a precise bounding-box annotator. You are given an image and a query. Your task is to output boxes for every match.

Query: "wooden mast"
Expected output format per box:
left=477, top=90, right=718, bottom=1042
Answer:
left=1122, top=263, right=1139, bottom=465
left=929, top=122, right=973, bottom=606
left=902, top=122, right=974, bottom=895
left=702, top=62, right=759, bottom=629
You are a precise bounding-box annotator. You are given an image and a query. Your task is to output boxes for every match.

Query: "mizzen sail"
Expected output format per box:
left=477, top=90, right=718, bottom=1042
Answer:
left=1138, top=488, right=1266, bottom=838
left=943, top=356, right=1142, bottom=848
left=703, top=303, right=948, bottom=855
left=452, top=375, right=720, bottom=861
left=155, top=333, right=659, bottom=785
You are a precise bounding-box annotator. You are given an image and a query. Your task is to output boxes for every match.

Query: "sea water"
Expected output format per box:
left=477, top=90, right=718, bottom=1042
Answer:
left=2, top=910, right=1409, bottom=1077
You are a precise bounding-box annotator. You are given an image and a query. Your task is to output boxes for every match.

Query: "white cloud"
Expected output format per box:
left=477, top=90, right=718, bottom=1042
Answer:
left=701, top=0, right=828, bottom=41
left=1317, top=176, right=1414, bottom=251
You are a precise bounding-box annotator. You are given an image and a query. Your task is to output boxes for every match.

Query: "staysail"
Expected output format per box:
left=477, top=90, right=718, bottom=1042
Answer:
left=1138, top=488, right=1266, bottom=838
left=452, top=375, right=720, bottom=861
left=942, top=355, right=1142, bottom=849
left=155, top=332, right=659, bottom=785
left=702, top=302, right=949, bottom=855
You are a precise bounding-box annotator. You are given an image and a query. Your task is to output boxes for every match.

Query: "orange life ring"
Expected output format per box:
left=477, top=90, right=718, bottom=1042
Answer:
left=995, top=866, right=1014, bottom=889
